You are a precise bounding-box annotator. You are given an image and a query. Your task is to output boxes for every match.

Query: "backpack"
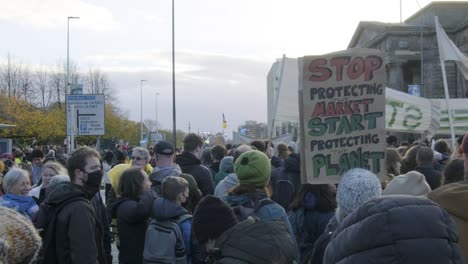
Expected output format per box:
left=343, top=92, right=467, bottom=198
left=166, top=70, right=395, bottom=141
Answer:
left=143, top=214, right=192, bottom=264
left=206, top=218, right=296, bottom=264
left=37, top=196, right=90, bottom=264
left=232, top=198, right=275, bottom=222
left=272, top=170, right=296, bottom=211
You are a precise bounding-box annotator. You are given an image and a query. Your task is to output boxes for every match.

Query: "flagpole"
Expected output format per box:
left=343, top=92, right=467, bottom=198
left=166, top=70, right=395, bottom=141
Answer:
left=439, top=59, right=457, bottom=150
left=435, top=16, right=457, bottom=151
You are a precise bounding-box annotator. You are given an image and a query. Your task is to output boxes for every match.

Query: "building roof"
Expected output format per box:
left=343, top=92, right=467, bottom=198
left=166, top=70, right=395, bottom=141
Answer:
left=0, top=124, right=15, bottom=129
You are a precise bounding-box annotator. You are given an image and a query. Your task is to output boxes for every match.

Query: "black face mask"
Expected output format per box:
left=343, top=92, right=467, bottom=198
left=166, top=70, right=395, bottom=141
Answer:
left=83, top=170, right=103, bottom=198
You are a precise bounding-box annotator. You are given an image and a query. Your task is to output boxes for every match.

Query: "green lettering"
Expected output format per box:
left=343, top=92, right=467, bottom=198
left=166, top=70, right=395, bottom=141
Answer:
left=364, top=112, right=383, bottom=129
left=386, top=100, right=403, bottom=127
left=312, top=154, right=326, bottom=177
left=403, top=106, right=422, bottom=129
left=308, top=118, right=327, bottom=136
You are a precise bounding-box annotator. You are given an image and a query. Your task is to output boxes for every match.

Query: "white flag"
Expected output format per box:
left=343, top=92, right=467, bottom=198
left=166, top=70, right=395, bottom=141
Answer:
left=435, top=16, right=468, bottom=79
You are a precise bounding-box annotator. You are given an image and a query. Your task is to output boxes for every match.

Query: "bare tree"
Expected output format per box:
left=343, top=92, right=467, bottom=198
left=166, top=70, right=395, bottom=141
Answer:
left=0, top=54, right=22, bottom=99
left=34, top=66, right=53, bottom=109
left=84, top=66, right=115, bottom=103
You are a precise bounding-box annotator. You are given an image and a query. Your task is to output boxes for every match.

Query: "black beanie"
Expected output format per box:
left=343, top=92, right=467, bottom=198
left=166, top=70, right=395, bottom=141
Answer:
left=193, top=195, right=238, bottom=244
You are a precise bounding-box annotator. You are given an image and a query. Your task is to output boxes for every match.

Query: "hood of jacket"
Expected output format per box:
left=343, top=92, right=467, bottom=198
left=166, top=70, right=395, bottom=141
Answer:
left=149, top=165, right=182, bottom=185
left=46, top=181, right=88, bottom=205
left=107, top=196, right=131, bottom=218
left=222, top=173, right=238, bottom=186
left=176, top=152, right=201, bottom=167
left=151, top=197, right=188, bottom=220
left=284, top=153, right=300, bottom=173
left=428, top=180, right=468, bottom=221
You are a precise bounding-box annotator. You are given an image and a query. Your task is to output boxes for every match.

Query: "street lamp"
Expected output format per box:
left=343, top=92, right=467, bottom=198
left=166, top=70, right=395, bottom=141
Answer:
left=67, top=16, right=79, bottom=153
left=172, top=0, right=176, bottom=148
left=155, top=93, right=160, bottom=133
left=67, top=16, right=80, bottom=94
left=140, top=80, right=148, bottom=143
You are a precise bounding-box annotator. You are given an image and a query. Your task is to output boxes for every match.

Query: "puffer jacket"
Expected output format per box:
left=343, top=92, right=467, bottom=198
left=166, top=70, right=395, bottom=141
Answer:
left=324, top=195, right=464, bottom=264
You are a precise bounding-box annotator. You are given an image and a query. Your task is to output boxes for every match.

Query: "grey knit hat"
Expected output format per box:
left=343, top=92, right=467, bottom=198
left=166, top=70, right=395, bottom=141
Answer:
left=336, top=168, right=382, bottom=222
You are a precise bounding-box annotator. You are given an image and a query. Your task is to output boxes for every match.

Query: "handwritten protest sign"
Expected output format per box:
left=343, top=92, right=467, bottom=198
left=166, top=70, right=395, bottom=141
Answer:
left=299, top=49, right=386, bottom=184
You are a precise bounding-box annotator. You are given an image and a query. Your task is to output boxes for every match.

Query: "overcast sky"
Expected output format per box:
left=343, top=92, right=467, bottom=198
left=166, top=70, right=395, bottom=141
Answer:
left=0, top=0, right=456, bottom=137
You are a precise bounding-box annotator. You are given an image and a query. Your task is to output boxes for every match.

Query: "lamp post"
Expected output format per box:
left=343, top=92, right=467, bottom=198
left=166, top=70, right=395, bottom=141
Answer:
left=140, top=80, right=148, bottom=143
left=172, top=0, right=176, bottom=148
left=67, top=16, right=80, bottom=94
left=155, top=93, right=160, bottom=133
left=67, top=16, right=79, bottom=153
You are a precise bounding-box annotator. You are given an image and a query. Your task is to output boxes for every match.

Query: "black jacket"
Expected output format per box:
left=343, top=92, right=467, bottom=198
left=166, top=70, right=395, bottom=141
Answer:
left=44, top=182, right=107, bottom=264
left=176, top=152, right=214, bottom=196
left=271, top=153, right=301, bottom=211
left=91, top=193, right=113, bottom=264
left=108, top=190, right=155, bottom=264
left=414, top=165, right=442, bottom=190
left=324, top=195, right=464, bottom=264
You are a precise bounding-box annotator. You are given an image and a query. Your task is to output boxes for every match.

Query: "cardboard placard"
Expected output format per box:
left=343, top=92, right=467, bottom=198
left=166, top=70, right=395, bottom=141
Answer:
left=299, top=49, right=386, bottom=184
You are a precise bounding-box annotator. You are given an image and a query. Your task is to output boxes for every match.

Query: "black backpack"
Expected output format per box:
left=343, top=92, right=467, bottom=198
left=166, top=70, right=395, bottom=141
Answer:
left=206, top=218, right=296, bottom=264
left=231, top=197, right=275, bottom=221
left=37, top=196, right=90, bottom=264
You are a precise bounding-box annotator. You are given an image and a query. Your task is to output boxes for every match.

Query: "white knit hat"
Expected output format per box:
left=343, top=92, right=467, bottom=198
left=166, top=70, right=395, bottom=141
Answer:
left=0, top=207, right=42, bottom=264
left=336, top=168, right=382, bottom=222
left=383, top=171, right=431, bottom=196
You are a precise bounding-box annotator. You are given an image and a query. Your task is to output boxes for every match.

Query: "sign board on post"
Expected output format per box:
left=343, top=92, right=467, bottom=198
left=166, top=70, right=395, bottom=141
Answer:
left=66, top=95, right=105, bottom=136
left=298, top=48, right=386, bottom=184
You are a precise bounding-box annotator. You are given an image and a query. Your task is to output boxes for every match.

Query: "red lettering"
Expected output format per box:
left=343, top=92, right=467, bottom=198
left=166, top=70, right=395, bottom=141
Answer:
left=347, top=57, right=365, bottom=80
left=330, top=56, right=350, bottom=81
left=312, top=102, right=325, bottom=117
left=364, top=55, right=383, bottom=81
left=308, top=59, right=332, bottom=82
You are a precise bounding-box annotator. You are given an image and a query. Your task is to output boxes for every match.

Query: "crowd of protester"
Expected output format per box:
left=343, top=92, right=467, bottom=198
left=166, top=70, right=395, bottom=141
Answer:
left=0, top=133, right=467, bottom=264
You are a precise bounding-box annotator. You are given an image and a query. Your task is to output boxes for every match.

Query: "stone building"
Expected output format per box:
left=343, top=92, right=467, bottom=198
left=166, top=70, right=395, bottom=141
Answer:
left=348, top=1, right=468, bottom=99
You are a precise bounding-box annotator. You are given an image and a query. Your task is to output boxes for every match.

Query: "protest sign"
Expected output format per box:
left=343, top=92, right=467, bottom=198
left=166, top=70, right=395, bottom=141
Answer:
left=299, top=49, right=386, bottom=184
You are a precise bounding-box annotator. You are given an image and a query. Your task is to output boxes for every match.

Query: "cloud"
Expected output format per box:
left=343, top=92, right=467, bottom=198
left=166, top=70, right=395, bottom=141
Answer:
left=0, top=0, right=119, bottom=31
left=96, top=49, right=272, bottom=136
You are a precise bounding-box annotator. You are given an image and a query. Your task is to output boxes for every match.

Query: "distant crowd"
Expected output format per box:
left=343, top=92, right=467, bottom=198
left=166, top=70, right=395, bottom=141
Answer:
left=0, top=132, right=467, bottom=264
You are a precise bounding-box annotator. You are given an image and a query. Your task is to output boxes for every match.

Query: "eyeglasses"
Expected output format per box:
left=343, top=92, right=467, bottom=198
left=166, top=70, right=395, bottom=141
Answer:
left=132, top=156, right=145, bottom=161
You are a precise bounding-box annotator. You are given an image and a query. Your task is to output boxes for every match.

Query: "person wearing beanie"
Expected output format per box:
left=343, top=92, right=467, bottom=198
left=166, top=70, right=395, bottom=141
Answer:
left=0, top=207, right=42, bottom=264
left=193, top=195, right=238, bottom=245
left=310, top=168, right=382, bottom=264
left=193, top=195, right=296, bottom=264
left=383, top=171, right=431, bottom=196
left=224, top=150, right=299, bottom=262
left=323, top=195, right=464, bottom=264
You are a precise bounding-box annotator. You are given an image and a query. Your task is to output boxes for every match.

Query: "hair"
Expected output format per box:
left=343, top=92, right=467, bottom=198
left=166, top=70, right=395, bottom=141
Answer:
left=386, top=135, right=397, bottom=146
left=225, top=144, right=233, bottom=150
left=444, top=159, right=464, bottom=184
left=400, top=145, right=423, bottom=174
left=67, top=146, right=101, bottom=181
left=161, top=176, right=189, bottom=202
left=13, top=149, right=23, bottom=158
left=183, top=133, right=204, bottom=153
left=211, top=145, right=226, bottom=161
left=277, top=143, right=289, bottom=159
left=42, top=161, right=68, bottom=177
left=396, top=146, right=408, bottom=157
left=114, top=150, right=126, bottom=162
left=250, top=140, right=265, bottom=153
left=202, top=147, right=213, bottom=166
left=386, top=148, right=401, bottom=176
left=102, top=150, right=114, bottom=164
left=3, top=168, right=29, bottom=194
left=290, top=184, right=337, bottom=212
left=416, top=147, right=434, bottom=164
left=118, top=167, right=148, bottom=200
left=31, top=149, right=44, bottom=159
left=434, top=139, right=450, bottom=154
left=0, top=161, right=5, bottom=174
left=233, top=144, right=253, bottom=163
left=132, top=147, right=150, bottom=162
left=228, top=183, right=272, bottom=197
